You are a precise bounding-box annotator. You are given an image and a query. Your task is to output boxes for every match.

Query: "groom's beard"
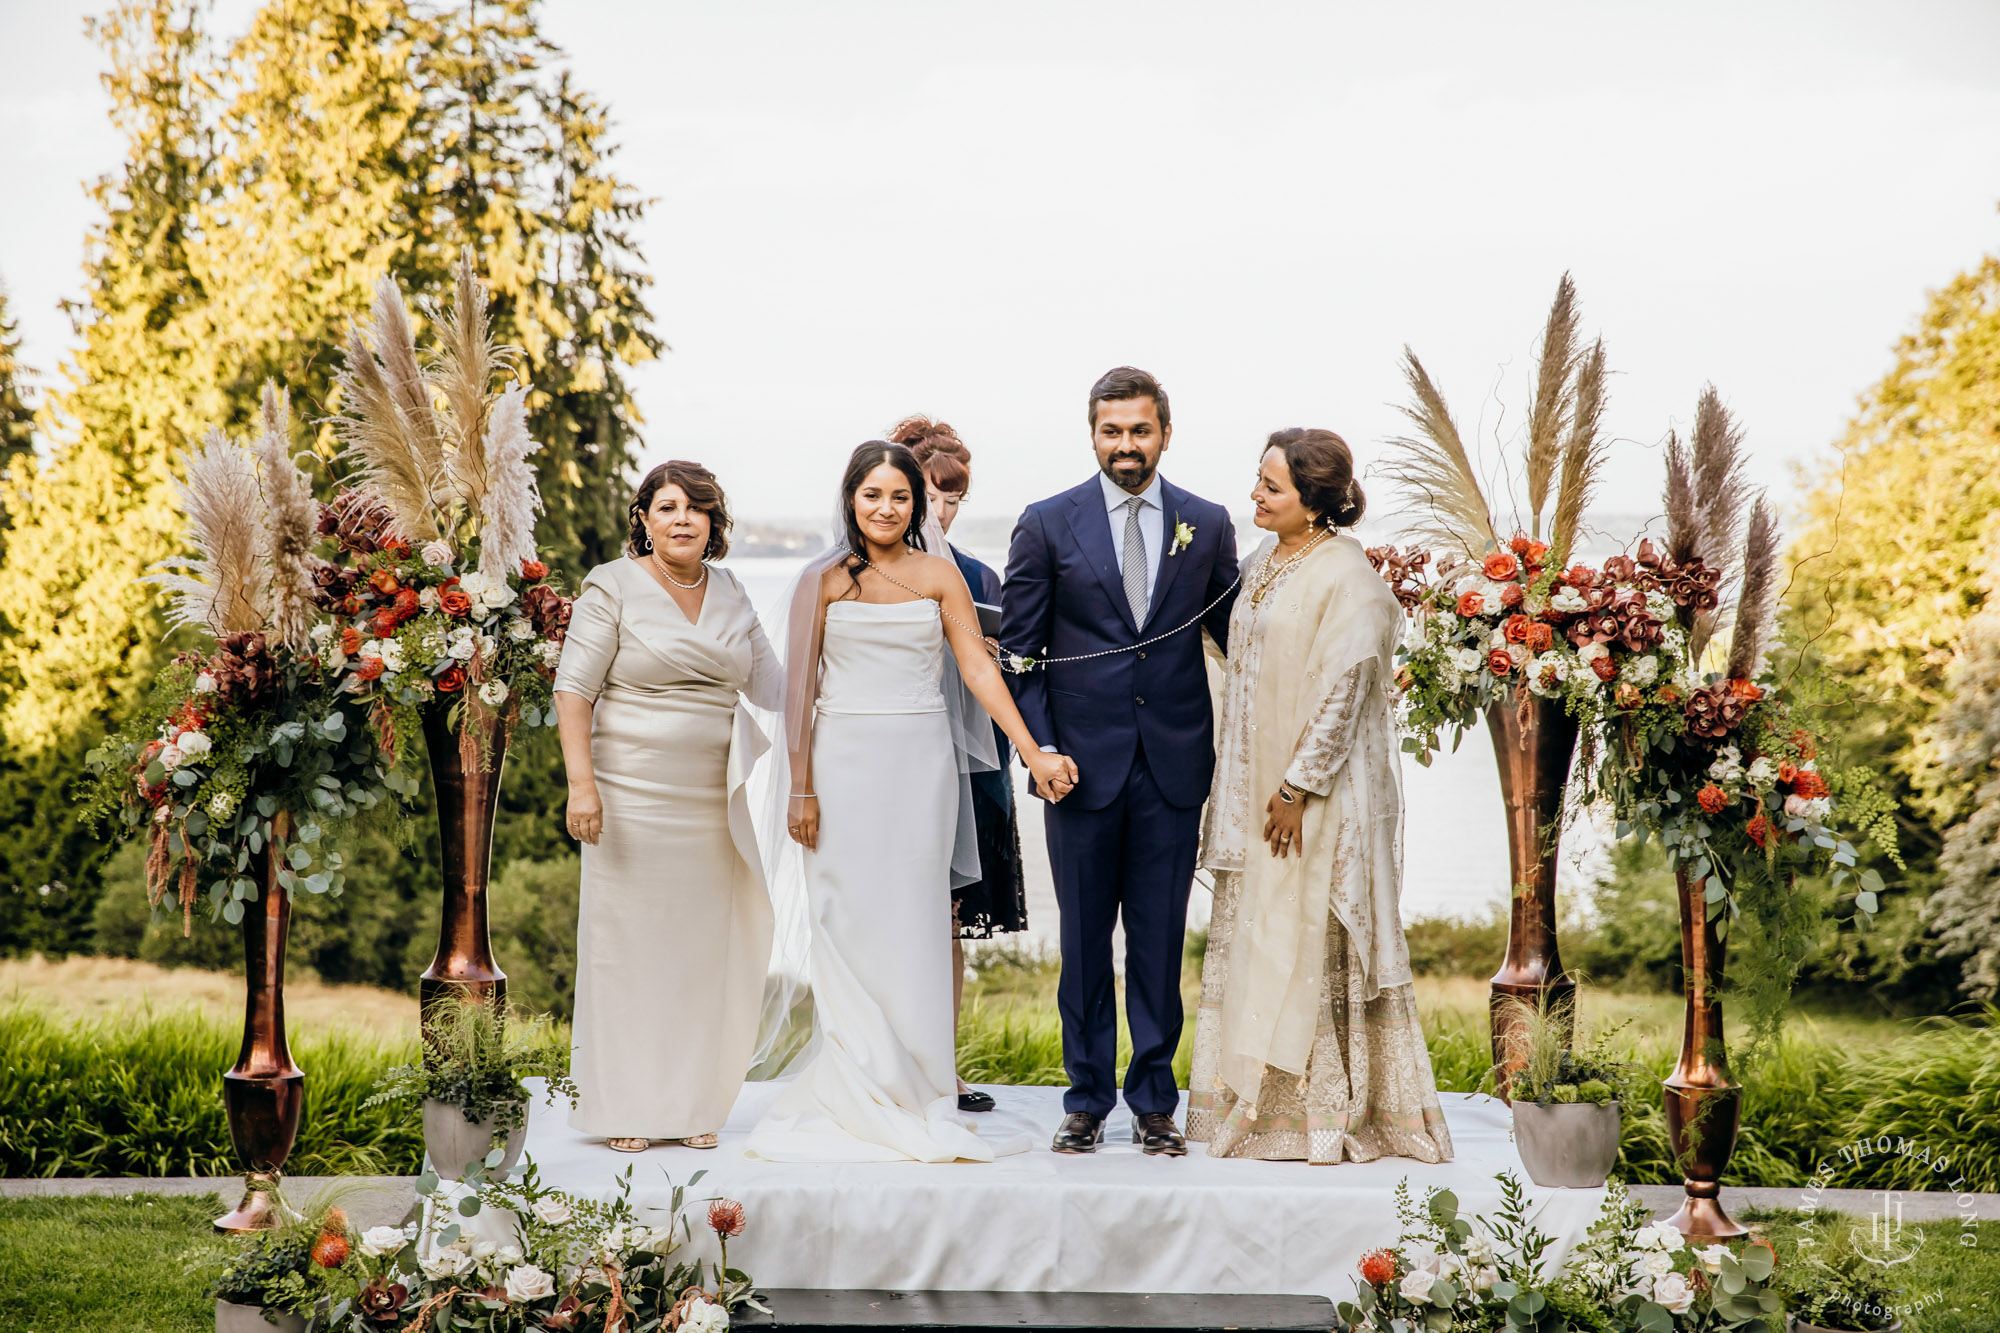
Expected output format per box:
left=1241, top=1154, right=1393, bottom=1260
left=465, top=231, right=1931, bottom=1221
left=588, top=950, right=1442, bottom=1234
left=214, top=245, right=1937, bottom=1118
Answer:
left=1101, top=453, right=1158, bottom=492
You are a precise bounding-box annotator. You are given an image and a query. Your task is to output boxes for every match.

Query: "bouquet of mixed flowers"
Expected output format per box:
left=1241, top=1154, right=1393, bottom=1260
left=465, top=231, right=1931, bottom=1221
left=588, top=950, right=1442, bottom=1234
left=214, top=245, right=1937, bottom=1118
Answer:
left=84, top=388, right=401, bottom=930
left=320, top=1161, right=758, bottom=1332
left=210, top=1194, right=363, bottom=1322
left=1341, top=1173, right=1784, bottom=1333
left=314, top=256, right=572, bottom=768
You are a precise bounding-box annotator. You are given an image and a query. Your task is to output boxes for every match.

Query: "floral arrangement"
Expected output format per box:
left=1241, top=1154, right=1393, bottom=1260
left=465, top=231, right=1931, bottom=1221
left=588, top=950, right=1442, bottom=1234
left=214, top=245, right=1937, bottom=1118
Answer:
left=1340, top=1173, right=1784, bottom=1333
left=367, top=995, right=577, bottom=1134
left=84, top=387, right=402, bottom=930
left=211, top=1196, right=360, bottom=1320
left=319, top=1161, right=757, bottom=1332
left=315, top=256, right=572, bottom=768
left=1497, top=991, right=1642, bottom=1107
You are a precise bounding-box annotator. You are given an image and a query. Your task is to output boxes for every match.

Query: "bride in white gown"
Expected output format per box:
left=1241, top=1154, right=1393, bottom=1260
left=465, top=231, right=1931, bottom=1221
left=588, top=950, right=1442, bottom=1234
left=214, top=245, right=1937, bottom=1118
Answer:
left=745, top=442, right=1079, bottom=1164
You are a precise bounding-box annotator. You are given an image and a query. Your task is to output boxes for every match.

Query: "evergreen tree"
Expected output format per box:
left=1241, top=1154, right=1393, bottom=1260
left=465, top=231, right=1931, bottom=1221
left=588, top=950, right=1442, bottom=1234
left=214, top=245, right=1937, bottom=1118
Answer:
left=0, top=279, right=35, bottom=493
left=0, top=0, right=659, bottom=958
left=1928, top=539, right=2000, bottom=1000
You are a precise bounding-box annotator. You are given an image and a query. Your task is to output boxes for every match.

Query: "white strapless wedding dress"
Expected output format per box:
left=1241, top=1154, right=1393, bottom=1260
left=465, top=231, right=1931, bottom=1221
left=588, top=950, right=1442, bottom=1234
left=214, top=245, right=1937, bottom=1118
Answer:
left=745, top=600, right=1029, bottom=1164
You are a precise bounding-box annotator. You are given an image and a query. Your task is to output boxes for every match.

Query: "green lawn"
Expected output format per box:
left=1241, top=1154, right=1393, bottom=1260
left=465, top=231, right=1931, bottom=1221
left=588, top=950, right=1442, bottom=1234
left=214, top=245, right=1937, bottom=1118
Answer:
left=1742, top=1206, right=2000, bottom=1333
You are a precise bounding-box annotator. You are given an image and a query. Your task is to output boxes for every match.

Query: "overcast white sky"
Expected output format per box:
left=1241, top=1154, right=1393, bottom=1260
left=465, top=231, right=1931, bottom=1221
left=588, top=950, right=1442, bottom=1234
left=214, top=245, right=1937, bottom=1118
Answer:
left=4, top=1, right=1999, bottom=532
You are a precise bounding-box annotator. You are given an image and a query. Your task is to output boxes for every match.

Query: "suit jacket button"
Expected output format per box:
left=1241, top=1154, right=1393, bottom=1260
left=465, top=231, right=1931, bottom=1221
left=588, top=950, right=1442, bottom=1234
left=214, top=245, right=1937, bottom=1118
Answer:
left=1137, top=650, right=1147, bottom=660
left=1136, top=696, right=1146, bottom=706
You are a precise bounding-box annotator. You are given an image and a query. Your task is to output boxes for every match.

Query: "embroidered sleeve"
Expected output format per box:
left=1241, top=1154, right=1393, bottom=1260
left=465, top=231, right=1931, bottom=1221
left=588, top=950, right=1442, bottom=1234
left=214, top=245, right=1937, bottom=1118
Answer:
left=1282, top=659, right=1374, bottom=796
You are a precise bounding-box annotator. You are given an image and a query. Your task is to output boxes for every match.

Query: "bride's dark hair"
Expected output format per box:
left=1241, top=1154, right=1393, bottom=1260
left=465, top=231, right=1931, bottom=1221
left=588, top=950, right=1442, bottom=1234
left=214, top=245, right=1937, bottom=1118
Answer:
left=838, top=441, right=929, bottom=590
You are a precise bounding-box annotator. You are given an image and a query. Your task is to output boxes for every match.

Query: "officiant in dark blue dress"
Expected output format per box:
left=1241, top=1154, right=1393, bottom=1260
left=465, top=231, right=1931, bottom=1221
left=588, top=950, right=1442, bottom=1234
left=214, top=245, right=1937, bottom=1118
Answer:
left=890, top=416, right=1029, bottom=1114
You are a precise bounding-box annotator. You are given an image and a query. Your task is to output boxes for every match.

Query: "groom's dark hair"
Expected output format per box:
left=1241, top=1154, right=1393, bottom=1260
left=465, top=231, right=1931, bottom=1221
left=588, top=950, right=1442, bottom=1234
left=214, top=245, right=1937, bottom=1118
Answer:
left=1088, top=366, right=1171, bottom=431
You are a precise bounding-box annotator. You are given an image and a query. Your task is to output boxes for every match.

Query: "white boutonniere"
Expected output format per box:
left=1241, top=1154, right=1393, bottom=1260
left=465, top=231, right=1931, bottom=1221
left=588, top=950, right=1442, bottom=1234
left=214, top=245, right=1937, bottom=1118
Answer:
left=1171, top=520, right=1195, bottom=556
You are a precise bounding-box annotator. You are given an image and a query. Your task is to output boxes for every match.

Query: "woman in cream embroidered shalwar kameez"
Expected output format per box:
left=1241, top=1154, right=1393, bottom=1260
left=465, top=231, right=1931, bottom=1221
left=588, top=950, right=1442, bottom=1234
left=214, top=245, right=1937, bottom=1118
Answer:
left=1188, top=429, right=1453, bottom=1165
left=555, top=462, right=782, bottom=1150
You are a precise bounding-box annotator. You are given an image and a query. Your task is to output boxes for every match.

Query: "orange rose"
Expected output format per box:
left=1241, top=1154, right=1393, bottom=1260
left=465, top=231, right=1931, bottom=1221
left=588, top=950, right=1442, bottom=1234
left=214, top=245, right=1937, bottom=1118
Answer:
left=340, top=594, right=364, bottom=615
left=437, top=665, right=466, bottom=693
left=339, top=627, right=362, bottom=656
left=1526, top=540, right=1550, bottom=565
left=1614, top=682, right=1643, bottom=710
left=438, top=580, right=473, bottom=617
left=520, top=558, right=549, bottom=582
left=1698, top=783, right=1729, bottom=815
left=367, top=567, right=400, bottom=596
left=1456, top=591, right=1486, bottom=617
left=1526, top=622, right=1554, bottom=653
left=1590, top=655, right=1618, bottom=682
left=354, top=656, right=385, bottom=682
left=1487, top=649, right=1515, bottom=676
left=1503, top=613, right=1533, bottom=644
left=1726, top=678, right=1763, bottom=702
left=1483, top=551, right=1519, bottom=581
left=1778, top=760, right=1798, bottom=785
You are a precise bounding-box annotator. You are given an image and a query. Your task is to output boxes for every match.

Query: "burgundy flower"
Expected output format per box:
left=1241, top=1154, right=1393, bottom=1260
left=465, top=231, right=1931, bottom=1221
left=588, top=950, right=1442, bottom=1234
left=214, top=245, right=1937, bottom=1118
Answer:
left=210, top=632, right=276, bottom=705
left=357, top=1279, right=408, bottom=1324
left=523, top=585, right=573, bottom=643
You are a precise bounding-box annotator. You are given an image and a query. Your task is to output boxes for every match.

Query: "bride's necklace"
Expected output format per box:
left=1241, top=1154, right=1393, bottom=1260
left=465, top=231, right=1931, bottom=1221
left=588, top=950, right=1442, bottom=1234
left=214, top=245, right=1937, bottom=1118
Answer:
left=651, top=548, right=707, bottom=590
left=1249, top=527, right=1331, bottom=606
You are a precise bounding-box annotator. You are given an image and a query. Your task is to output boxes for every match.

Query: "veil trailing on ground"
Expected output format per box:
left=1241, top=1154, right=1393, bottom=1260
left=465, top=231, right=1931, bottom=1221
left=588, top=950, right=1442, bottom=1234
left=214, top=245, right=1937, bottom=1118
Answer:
left=745, top=499, right=997, bottom=1077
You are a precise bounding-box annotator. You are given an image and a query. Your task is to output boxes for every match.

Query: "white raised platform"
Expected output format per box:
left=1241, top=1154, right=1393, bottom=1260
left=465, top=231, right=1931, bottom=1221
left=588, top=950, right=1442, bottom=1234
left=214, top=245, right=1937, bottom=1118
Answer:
left=514, top=1081, right=1605, bottom=1302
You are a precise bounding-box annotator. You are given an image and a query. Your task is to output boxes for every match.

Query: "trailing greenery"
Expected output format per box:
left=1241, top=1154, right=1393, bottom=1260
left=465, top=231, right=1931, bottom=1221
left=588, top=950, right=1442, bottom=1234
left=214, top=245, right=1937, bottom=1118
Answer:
left=366, top=996, right=574, bottom=1132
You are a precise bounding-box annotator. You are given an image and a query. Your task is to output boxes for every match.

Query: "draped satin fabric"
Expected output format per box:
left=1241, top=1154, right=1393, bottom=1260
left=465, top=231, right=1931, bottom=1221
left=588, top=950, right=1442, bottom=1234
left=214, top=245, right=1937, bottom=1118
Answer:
left=554, top=558, right=782, bottom=1138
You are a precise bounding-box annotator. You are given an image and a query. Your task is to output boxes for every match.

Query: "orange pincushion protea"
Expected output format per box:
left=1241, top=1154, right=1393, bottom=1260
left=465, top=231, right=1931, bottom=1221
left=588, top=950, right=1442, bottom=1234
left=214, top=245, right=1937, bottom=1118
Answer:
left=708, top=1198, right=746, bottom=1238
left=1359, top=1248, right=1397, bottom=1286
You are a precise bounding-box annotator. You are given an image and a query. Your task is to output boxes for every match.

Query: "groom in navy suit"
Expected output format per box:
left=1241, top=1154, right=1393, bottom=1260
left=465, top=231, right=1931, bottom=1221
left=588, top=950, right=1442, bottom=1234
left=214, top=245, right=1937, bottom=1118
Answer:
left=1001, top=367, right=1238, bottom=1156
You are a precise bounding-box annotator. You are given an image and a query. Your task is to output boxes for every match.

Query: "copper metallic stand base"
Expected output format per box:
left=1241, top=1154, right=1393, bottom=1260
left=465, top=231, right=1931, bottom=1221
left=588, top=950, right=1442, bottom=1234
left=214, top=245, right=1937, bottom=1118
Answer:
left=1484, top=698, right=1578, bottom=1099
left=216, top=825, right=304, bottom=1232
left=419, top=704, right=510, bottom=1035
left=1663, top=867, right=1747, bottom=1240
left=214, top=1169, right=291, bottom=1234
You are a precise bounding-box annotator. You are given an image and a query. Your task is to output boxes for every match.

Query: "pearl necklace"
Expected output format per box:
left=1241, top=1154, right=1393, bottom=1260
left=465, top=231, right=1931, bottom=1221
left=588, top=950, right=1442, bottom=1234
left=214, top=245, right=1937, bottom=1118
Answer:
left=652, top=549, right=707, bottom=590
left=1249, top=528, right=1331, bottom=606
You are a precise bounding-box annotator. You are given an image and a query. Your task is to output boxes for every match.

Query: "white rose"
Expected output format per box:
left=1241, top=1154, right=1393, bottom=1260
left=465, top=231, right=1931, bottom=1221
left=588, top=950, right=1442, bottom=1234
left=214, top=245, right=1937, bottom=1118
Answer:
left=158, top=744, right=185, bottom=771
left=1625, top=655, right=1660, bottom=686
left=1451, top=647, right=1483, bottom=674
left=175, top=731, right=213, bottom=758
left=681, top=1297, right=730, bottom=1333
left=1652, top=1271, right=1695, bottom=1314
left=1696, top=1243, right=1731, bottom=1276
left=378, top=640, right=405, bottom=673
left=477, top=633, right=498, bottom=660
left=503, top=1263, right=556, bottom=1303
left=448, top=637, right=478, bottom=661
left=1801, top=796, right=1833, bottom=822
left=1638, top=1249, right=1676, bottom=1279
left=1472, top=1266, right=1499, bottom=1291
left=1506, top=641, right=1530, bottom=667
left=359, top=1224, right=407, bottom=1258
left=194, top=671, right=219, bottom=693
left=420, top=1246, right=474, bottom=1280
left=1579, top=641, right=1610, bottom=664
left=470, top=1239, right=497, bottom=1262
left=419, top=587, right=441, bottom=611
left=1523, top=590, right=1550, bottom=616
left=1397, top=1269, right=1437, bottom=1305
left=531, top=1195, right=573, bottom=1226
left=309, top=624, right=333, bottom=646
left=1462, top=1233, right=1495, bottom=1265
left=1746, top=756, right=1777, bottom=785
left=636, top=1225, right=679, bottom=1256
left=1550, top=587, right=1587, bottom=613
left=507, top=618, right=534, bottom=642
left=479, top=680, right=509, bottom=707
left=422, top=541, right=455, bottom=570
left=359, top=639, right=383, bottom=659
left=538, top=641, right=563, bottom=666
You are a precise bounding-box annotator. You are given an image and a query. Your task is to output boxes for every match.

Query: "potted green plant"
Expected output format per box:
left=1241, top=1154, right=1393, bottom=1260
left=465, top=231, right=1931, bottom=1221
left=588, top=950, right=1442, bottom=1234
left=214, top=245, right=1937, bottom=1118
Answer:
left=210, top=1197, right=356, bottom=1331
left=368, top=995, right=575, bottom=1180
left=1779, top=1224, right=1904, bottom=1332
left=1498, top=991, right=1638, bottom=1189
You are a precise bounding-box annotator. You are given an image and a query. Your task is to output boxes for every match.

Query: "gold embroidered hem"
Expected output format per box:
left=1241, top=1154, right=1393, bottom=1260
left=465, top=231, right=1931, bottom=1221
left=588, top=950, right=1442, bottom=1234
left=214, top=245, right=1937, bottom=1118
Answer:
left=1187, top=868, right=1455, bottom=1165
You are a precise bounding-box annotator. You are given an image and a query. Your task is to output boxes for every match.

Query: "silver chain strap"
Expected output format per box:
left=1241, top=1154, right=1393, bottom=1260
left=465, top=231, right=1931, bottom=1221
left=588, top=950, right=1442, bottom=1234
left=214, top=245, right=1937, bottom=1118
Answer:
left=857, top=556, right=1240, bottom=675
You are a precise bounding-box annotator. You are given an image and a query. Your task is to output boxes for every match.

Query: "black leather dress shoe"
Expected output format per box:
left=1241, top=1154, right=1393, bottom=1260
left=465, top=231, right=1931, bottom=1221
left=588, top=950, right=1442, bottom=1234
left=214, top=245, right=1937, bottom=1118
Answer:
left=957, top=1089, right=996, bottom=1113
left=1131, top=1111, right=1187, bottom=1156
left=1051, top=1111, right=1105, bottom=1154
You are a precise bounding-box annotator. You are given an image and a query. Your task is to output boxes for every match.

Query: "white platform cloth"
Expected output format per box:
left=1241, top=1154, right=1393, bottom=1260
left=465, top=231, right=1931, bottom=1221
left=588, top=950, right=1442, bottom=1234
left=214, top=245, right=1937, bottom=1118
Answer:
left=516, top=1080, right=1605, bottom=1301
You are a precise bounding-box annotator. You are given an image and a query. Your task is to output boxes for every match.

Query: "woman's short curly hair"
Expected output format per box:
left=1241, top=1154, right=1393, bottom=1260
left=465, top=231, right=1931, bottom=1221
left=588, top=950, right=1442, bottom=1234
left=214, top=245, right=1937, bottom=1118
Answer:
left=627, top=460, right=731, bottom=560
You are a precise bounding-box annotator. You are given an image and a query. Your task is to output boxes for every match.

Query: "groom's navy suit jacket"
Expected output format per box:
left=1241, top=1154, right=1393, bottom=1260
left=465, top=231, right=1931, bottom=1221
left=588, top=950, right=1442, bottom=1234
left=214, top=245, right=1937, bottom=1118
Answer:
left=1000, top=476, right=1239, bottom=810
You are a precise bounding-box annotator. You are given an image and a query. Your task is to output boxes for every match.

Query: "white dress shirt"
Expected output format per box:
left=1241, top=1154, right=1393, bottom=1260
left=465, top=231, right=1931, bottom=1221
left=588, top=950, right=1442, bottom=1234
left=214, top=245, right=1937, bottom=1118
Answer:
left=1098, top=469, right=1165, bottom=600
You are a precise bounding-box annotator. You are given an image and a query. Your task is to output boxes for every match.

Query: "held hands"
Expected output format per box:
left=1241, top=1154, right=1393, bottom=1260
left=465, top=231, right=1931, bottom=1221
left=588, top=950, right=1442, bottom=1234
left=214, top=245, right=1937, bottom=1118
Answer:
left=566, top=787, right=604, bottom=845
left=1263, top=784, right=1306, bottom=858
left=1027, top=751, right=1080, bottom=803
left=787, top=794, right=820, bottom=850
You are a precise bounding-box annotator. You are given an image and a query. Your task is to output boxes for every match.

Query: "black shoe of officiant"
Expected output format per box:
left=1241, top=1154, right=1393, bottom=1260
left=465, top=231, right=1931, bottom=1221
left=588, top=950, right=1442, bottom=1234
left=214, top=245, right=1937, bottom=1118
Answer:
left=1051, top=1112, right=1105, bottom=1153
left=1131, top=1112, right=1187, bottom=1157
left=958, top=1089, right=996, bottom=1113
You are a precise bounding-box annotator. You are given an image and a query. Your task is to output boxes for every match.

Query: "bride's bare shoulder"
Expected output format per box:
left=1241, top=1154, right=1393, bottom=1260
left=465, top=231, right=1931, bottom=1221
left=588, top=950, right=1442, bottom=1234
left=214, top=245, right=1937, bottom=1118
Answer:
left=817, top=560, right=860, bottom=601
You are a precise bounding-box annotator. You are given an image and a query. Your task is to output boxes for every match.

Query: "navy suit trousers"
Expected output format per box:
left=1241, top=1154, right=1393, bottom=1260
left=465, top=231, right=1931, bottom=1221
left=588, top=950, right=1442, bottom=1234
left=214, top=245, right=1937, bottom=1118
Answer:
left=1043, top=736, right=1199, bottom=1118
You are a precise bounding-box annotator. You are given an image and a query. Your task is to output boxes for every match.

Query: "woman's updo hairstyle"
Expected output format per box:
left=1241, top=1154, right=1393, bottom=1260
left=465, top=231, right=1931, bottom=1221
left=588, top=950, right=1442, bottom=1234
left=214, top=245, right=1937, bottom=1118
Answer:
left=889, top=415, right=972, bottom=495
left=627, top=460, right=732, bottom=560
left=1266, top=427, right=1365, bottom=529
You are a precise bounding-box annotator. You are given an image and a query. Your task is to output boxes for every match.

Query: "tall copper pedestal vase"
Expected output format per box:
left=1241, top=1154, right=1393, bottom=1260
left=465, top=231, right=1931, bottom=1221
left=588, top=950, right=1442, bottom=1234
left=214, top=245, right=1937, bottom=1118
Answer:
left=215, top=815, right=305, bottom=1233
left=1486, top=698, right=1579, bottom=1097
left=419, top=703, right=509, bottom=1031
left=1662, top=867, right=1747, bottom=1239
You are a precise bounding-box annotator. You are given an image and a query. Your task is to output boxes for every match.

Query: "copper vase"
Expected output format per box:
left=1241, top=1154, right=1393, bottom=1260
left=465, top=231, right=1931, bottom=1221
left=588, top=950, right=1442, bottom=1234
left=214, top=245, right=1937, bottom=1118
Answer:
left=1662, top=866, right=1746, bottom=1239
left=418, top=701, right=509, bottom=1029
left=1486, top=697, right=1578, bottom=1097
left=215, top=818, right=305, bottom=1233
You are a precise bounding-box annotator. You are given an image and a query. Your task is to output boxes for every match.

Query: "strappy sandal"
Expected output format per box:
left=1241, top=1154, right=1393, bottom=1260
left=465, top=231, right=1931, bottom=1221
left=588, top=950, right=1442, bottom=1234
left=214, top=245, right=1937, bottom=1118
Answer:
left=671, top=1133, right=720, bottom=1149
left=607, top=1137, right=651, bottom=1153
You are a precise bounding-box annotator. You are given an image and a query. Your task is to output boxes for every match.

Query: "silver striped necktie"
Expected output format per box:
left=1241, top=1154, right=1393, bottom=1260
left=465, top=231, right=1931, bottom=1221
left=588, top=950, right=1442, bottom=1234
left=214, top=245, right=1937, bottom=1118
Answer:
left=1122, top=495, right=1149, bottom=626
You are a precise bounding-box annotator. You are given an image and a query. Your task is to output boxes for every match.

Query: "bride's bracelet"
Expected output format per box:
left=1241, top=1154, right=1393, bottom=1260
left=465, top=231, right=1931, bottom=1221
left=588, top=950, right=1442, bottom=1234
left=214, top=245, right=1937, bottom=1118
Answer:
left=790, top=792, right=816, bottom=799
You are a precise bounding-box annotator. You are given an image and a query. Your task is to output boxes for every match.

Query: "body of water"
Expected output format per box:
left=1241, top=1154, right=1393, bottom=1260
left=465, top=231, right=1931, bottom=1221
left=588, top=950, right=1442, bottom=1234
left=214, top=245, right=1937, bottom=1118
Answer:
left=722, top=549, right=1610, bottom=950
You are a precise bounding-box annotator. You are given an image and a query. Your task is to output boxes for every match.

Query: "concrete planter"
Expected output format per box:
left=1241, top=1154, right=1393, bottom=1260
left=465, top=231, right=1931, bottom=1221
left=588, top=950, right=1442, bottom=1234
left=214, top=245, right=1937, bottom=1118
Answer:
left=1512, top=1098, right=1621, bottom=1188
left=422, top=1097, right=526, bottom=1181
left=1789, top=1319, right=1902, bottom=1333
left=215, top=1299, right=306, bottom=1333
